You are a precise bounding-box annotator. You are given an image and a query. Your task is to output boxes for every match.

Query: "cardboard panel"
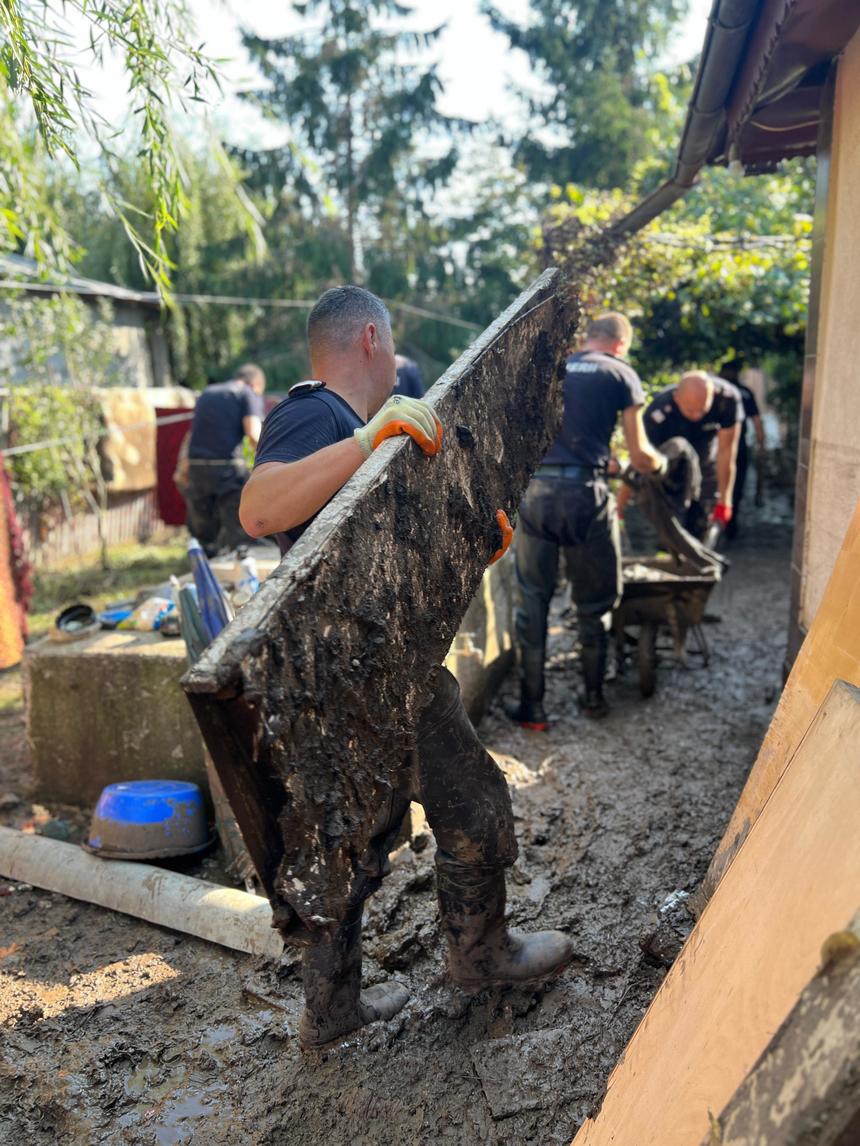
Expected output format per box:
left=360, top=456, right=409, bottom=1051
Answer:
left=572, top=680, right=860, bottom=1146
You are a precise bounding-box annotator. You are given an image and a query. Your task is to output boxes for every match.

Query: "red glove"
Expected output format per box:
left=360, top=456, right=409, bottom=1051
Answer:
left=489, top=510, right=514, bottom=565
left=712, top=503, right=733, bottom=526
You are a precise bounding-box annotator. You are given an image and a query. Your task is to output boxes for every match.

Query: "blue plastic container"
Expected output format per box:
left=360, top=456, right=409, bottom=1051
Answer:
left=84, top=780, right=212, bottom=860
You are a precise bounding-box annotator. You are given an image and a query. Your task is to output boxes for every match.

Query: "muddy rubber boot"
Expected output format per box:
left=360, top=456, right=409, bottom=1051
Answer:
left=504, top=649, right=549, bottom=731
left=436, top=858, right=574, bottom=993
left=298, top=905, right=409, bottom=1049
left=579, top=689, right=609, bottom=719
left=579, top=642, right=609, bottom=719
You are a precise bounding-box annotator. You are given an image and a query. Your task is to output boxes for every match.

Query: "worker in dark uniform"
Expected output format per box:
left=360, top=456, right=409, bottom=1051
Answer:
left=393, top=353, right=425, bottom=397
left=643, top=371, right=743, bottom=540
left=718, top=363, right=765, bottom=540
left=186, top=364, right=266, bottom=555
left=506, top=313, right=666, bottom=726
left=240, top=285, right=574, bottom=1051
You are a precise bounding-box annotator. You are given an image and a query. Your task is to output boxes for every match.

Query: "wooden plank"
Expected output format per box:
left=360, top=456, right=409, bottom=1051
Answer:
left=703, top=911, right=860, bottom=1146
left=703, top=496, right=860, bottom=899
left=572, top=679, right=860, bottom=1146
left=183, top=270, right=576, bottom=941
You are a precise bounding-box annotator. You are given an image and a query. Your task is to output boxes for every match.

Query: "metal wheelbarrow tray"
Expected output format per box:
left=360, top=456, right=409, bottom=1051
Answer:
left=613, top=555, right=722, bottom=698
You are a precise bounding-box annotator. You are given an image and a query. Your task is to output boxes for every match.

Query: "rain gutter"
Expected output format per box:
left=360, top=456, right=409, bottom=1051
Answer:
left=606, top=0, right=762, bottom=242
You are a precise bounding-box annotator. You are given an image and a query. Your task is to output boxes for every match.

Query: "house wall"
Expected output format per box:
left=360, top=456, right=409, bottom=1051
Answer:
left=799, top=28, right=860, bottom=630
left=0, top=298, right=171, bottom=390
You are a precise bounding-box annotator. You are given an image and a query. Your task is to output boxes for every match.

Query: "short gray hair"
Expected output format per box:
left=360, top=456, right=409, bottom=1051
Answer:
left=586, top=312, right=632, bottom=345
left=307, top=285, right=391, bottom=354
left=236, top=363, right=264, bottom=386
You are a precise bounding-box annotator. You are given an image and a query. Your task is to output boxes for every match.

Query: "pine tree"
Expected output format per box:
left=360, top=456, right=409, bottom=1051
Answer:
left=239, top=0, right=466, bottom=281
left=482, top=0, right=688, bottom=190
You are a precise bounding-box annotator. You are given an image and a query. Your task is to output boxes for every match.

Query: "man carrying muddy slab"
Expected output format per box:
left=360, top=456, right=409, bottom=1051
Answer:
left=239, top=285, right=574, bottom=1050
left=506, top=312, right=665, bottom=725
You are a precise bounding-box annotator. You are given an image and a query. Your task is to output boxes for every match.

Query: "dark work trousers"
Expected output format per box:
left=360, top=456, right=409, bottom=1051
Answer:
left=726, top=434, right=749, bottom=539
left=684, top=459, right=718, bottom=542
left=345, top=667, right=518, bottom=911
left=514, top=475, right=622, bottom=695
left=185, top=460, right=250, bottom=556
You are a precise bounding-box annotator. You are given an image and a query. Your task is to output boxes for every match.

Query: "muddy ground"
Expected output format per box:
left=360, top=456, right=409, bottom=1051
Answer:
left=1, top=526, right=791, bottom=1145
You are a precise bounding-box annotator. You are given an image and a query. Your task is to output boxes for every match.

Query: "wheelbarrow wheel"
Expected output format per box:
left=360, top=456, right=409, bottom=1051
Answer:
left=638, top=621, right=657, bottom=698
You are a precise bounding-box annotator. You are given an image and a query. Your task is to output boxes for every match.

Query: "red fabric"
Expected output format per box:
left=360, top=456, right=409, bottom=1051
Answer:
left=712, top=502, right=733, bottom=526
left=155, top=408, right=194, bottom=526
left=0, top=450, right=33, bottom=668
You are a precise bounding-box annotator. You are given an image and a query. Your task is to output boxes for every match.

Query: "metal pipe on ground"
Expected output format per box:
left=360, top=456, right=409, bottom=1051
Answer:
left=0, top=827, right=283, bottom=960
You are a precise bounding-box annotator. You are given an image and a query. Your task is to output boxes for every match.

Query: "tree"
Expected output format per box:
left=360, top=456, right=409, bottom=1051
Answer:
left=61, top=144, right=266, bottom=387
left=543, top=159, right=815, bottom=433
left=0, top=0, right=234, bottom=291
left=1, top=293, right=118, bottom=565
left=481, top=0, right=689, bottom=190
left=239, top=0, right=466, bottom=280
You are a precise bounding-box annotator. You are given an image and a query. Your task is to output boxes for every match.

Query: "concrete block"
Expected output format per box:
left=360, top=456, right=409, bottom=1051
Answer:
left=25, top=631, right=206, bottom=808
left=24, top=562, right=514, bottom=813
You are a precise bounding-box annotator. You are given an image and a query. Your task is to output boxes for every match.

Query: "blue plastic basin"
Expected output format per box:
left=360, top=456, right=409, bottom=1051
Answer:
left=84, top=780, right=212, bottom=860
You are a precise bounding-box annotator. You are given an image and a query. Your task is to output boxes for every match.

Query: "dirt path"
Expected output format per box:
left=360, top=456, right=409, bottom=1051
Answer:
left=1, top=534, right=790, bottom=1145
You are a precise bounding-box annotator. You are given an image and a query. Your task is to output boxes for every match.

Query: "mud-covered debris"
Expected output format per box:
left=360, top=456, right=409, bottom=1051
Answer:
left=639, top=890, right=695, bottom=967
left=471, top=1026, right=592, bottom=1118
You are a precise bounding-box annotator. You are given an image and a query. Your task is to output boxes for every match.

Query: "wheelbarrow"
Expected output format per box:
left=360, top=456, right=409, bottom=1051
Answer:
left=612, top=555, right=722, bottom=698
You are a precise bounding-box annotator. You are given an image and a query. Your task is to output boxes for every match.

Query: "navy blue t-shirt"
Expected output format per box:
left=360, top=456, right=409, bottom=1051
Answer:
left=393, top=357, right=425, bottom=398
left=253, top=385, right=364, bottom=553
left=543, top=350, right=645, bottom=468
left=644, top=379, right=743, bottom=470
left=188, top=380, right=264, bottom=460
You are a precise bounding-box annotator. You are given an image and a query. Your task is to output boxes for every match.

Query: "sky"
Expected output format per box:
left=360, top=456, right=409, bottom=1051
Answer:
left=78, top=0, right=715, bottom=147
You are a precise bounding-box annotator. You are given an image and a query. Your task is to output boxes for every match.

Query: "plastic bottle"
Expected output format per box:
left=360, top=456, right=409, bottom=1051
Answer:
left=234, top=553, right=260, bottom=607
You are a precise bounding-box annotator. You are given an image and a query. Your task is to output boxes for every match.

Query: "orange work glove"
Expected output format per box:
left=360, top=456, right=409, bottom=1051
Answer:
left=489, top=510, right=514, bottom=565
left=354, top=396, right=443, bottom=458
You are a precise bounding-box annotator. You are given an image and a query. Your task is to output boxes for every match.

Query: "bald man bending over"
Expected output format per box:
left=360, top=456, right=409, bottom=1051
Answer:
left=642, top=371, right=743, bottom=540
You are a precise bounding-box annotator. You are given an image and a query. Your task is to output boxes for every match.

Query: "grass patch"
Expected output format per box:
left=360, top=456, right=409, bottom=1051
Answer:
left=0, top=668, right=23, bottom=716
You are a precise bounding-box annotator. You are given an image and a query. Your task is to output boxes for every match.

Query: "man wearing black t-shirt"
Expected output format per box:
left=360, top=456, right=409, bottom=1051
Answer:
left=507, top=313, right=665, bottom=726
left=186, top=363, right=266, bottom=555
left=643, top=372, right=743, bottom=540
left=240, top=285, right=574, bottom=1050
left=393, top=353, right=425, bottom=397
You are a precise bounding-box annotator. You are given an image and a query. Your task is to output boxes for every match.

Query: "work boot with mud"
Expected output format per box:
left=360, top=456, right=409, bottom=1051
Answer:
left=579, top=639, right=609, bottom=718
left=298, top=904, right=409, bottom=1050
left=579, top=688, right=609, bottom=719
left=504, top=648, right=549, bottom=731
left=436, top=857, right=575, bottom=993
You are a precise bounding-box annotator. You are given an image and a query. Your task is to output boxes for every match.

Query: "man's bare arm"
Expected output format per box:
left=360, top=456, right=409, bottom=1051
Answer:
left=239, top=438, right=365, bottom=538
left=752, top=413, right=765, bottom=449
left=621, top=406, right=664, bottom=474
left=242, top=414, right=262, bottom=449
left=717, top=424, right=741, bottom=506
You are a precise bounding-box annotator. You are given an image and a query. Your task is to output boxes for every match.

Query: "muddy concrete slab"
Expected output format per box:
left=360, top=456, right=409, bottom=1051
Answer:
left=0, top=536, right=790, bottom=1144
